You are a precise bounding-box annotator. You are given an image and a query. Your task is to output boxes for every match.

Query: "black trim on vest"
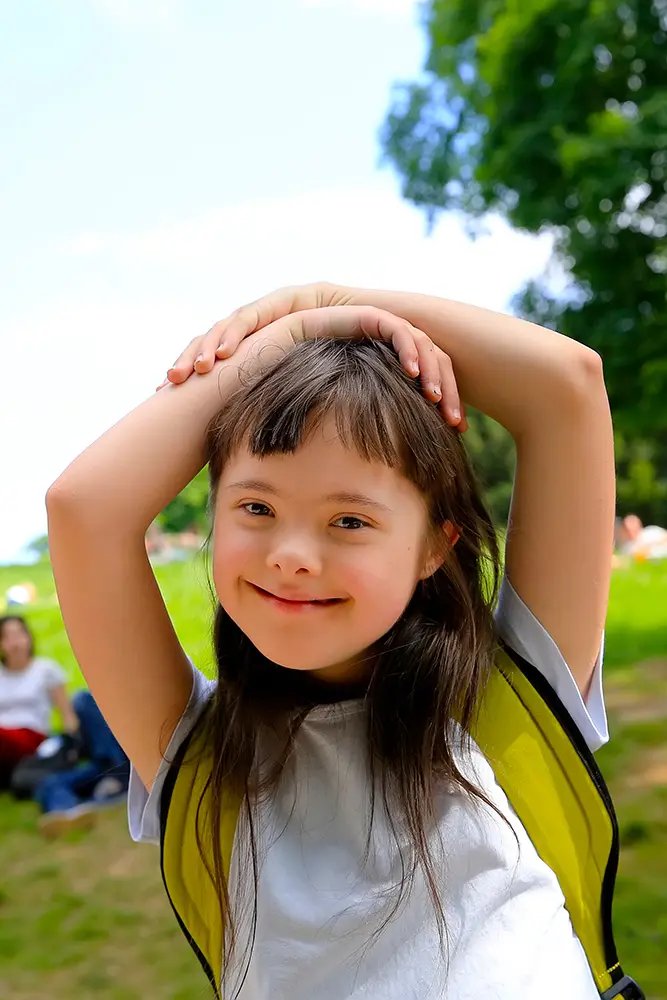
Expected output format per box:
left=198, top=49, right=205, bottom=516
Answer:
left=159, top=726, right=221, bottom=998
left=500, top=642, right=623, bottom=985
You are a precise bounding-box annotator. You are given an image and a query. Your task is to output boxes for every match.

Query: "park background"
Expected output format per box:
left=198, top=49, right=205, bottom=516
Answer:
left=1, top=0, right=666, bottom=997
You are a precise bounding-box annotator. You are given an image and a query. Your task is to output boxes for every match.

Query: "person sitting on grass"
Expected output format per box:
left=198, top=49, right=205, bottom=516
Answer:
left=1, top=615, right=129, bottom=837
left=0, top=615, right=79, bottom=788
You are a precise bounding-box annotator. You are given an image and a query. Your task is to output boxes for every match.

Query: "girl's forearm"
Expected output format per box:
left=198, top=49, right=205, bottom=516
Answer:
left=48, top=358, right=239, bottom=532
left=345, top=288, right=602, bottom=437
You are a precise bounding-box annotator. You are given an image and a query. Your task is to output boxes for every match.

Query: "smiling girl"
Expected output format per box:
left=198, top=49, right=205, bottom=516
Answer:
left=47, top=285, right=636, bottom=999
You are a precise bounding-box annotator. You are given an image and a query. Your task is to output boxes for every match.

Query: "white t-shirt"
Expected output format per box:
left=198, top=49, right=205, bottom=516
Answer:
left=0, top=657, right=67, bottom=734
left=129, top=579, right=609, bottom=999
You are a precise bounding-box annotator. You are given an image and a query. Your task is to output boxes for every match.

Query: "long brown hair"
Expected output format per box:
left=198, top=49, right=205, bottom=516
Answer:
left=195, top=338, right=503, bottom=992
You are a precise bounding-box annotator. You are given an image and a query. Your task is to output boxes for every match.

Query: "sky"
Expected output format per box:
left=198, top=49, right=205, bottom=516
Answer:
left=0, top=0, right=554, bottom=564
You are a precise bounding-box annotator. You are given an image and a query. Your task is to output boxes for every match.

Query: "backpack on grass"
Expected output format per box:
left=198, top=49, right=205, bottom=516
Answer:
left=10, top=732, right=84, bottom=799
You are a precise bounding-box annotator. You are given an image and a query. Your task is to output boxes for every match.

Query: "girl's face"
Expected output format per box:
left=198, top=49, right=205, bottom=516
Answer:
left=213, top=418, right=436, bottom=684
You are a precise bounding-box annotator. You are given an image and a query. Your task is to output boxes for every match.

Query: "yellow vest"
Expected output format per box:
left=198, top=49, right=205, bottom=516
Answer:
left=158, top=646, right=644, bottom=1000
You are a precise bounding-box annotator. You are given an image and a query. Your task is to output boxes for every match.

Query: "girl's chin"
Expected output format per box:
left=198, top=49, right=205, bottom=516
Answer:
left=250, top=638, right=367, bottom=683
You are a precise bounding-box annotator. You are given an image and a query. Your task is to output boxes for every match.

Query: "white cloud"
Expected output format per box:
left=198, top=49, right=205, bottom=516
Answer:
left=2, top=183, right=553, bottom=563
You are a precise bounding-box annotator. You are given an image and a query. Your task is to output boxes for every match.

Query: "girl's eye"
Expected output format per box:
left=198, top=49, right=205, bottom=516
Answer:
left=241, top=502, right=273, bottom=517
left=332, top=515, right=369, bottom=531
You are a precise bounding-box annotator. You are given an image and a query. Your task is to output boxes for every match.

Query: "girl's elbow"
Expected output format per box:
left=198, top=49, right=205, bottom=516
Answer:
left=579, top=346, right=604, bottom=380
left=46, top=478, right=95, bottom=539
left=46, top=479, right=69, bottom=511
left=46, top=472, right=92, bottom=514
left=564, top=346, right=606, bottom=401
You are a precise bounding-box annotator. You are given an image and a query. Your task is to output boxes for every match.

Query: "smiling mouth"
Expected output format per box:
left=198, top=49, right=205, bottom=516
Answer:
left=248, top=583, right=344, bottom=607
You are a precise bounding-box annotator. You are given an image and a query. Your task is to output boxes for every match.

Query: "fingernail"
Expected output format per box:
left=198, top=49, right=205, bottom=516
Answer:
left=216, top=341, right=226, bottom=355
left=407, top=360, right=419, bottom=375
left=167, top=368, right=177, bottom=377
left=194, top=354, right=203, bottom=365
left=452, top=408, right=461, bottom=421
left=432, top=385, right=442, bottom=397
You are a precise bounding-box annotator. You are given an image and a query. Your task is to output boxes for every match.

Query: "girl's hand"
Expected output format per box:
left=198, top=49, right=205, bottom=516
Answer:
left=160, top=298, right=467, bottom=430
left=164, top=282, right=337, bottom=385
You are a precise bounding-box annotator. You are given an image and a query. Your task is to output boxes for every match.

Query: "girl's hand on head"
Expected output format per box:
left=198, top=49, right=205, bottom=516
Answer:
left=159, top=281, right=395, bottom=382
left=160, top=282, right=335, bottom=391
left=291, top=306, right=466, bottom=429
left=159, top=302, right=467, bottom=430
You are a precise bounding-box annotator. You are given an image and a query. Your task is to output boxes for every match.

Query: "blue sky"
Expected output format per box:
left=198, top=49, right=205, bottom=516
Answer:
left=1, top=0, right=553, bottom=565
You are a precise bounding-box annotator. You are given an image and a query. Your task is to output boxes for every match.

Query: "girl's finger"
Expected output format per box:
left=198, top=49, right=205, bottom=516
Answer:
left=167, top=336, right=206, bottom=384
left=384, top=319, right=420, bottom=377
left=213, top=304, right=264, bottom=359
left=214, top=287, right=308, bottom=359
left=414, top=336, right=443, bottom=404
left=436, top=350, right=463, bottom=427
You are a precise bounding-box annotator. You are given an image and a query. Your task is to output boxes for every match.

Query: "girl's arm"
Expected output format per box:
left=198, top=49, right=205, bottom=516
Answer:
left=342, top=290, right=615, bottom=699
left=182, top=284, right=615, bottom=698
left=46, top=347, right=256, bottom=789
left=49, top=683, right=80, bottom=735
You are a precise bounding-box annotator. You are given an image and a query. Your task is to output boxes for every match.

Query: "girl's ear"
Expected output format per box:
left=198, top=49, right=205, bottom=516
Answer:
left=419, top=521, right=460, bottom=580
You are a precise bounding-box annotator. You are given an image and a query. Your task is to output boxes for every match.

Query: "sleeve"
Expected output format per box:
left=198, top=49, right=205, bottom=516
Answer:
left=494, top=576, right=609, bottom=753
left=42, top=659, right=68, bottom=690
left=128, top=663, right=217, bottom=845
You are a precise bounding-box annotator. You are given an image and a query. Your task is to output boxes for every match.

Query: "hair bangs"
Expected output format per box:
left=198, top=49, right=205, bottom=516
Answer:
left=211, top=340, right=416, bottom=474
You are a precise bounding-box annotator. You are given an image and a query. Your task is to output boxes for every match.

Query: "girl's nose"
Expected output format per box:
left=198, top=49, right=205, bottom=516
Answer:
left=266, top=532, right=322, bottom=576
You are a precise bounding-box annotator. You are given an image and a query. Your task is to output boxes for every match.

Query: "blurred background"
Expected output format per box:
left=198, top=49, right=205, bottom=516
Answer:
left=0, top=0, right=665, bottom=997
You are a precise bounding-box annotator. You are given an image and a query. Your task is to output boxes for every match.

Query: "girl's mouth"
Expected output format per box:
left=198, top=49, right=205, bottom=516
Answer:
left=248, top=582, right=345, bottom=611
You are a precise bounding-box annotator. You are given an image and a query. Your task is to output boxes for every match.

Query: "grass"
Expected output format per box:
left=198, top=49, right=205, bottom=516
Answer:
left=1, top=556, right=666, bottom=998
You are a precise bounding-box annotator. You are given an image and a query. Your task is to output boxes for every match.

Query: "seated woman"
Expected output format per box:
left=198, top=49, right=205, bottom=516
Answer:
left=0, top=615, right=79, bottom=788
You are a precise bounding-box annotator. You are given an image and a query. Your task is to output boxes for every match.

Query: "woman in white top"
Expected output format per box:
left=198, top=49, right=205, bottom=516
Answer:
left=47, top=282, right=616, bottom=999
left=0, top=615, right=79, bottom=787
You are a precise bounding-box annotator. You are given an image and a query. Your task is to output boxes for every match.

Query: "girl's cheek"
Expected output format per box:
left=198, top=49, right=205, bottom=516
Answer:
left=212, top=532, right=257, bottom=596
left=352, top=558, right=418, bottom=614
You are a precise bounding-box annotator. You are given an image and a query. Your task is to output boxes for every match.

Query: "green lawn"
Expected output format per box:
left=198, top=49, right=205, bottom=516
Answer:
left=0, top=556, right=665, bottom=998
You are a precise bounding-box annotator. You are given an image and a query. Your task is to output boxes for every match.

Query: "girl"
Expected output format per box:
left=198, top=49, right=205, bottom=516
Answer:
left=0, top=615, right=79, bottom=787
left=48, top=285, right=618, bottom=1000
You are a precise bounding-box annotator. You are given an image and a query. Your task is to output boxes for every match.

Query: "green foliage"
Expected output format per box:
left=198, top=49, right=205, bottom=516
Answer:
left=615, top=431, right=667, bottom=525
left=382, top=0, right=667, bottom=515
left=158, top=467, right=210, bottom=534
left=464, top=409, right=516, bottom=525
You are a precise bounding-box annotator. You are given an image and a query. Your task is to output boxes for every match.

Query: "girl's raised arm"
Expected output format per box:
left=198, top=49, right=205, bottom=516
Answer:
left=354, top=293, right=615, bottom=699
left=351, top=292, right=615, bottom=698
left=46, top=337, right=271, bottom=789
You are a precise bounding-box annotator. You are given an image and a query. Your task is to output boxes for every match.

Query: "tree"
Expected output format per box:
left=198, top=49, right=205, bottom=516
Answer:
left=381, top=0, right=667, bottom=517
left=159, top=467, right=210, bottom=534
left=464, top=410, right=516, bottom=525
left=27, top=534, right=49, bottom=561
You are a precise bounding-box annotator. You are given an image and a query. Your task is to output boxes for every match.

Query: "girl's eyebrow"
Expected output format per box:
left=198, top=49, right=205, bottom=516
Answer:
left=225, top=480, right=394, bottom=513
